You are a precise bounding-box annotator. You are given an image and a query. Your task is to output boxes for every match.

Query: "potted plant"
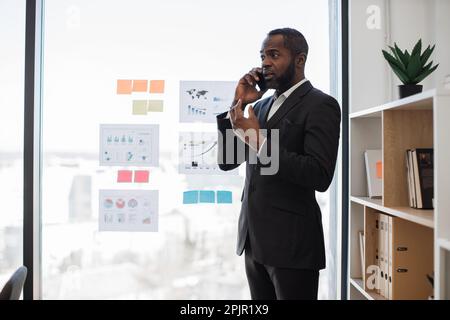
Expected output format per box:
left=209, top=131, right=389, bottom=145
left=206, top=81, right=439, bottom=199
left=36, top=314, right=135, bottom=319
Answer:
left=426, top=273, right=434, bottom=300
left=382, top=39, right=439, bottom=98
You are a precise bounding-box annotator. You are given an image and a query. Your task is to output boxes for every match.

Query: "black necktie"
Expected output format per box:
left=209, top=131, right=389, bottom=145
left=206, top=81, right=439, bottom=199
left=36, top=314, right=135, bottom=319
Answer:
left=264, top=94, right=277, bottom=122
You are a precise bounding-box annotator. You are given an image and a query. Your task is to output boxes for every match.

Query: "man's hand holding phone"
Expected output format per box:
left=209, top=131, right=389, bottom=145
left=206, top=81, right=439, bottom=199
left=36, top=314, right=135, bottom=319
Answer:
left=232, top=67, right=267, bottom=109
left=226, top=67, right=268, bottom=153
left=228, top=67, right=268, bottom=153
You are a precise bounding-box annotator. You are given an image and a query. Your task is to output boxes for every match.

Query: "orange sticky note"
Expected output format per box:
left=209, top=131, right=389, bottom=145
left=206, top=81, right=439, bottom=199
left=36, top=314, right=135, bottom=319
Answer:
left=134, top=170, right=149, bottom=183
left=117, top=170, right=133, bottom=183
left=117, top=80, right=132, bottom=94
left=376, top=161, right=382, bottom=179
left=149, top=80, right=165, bottom=93
left=132, top=80, right=148, bottom=92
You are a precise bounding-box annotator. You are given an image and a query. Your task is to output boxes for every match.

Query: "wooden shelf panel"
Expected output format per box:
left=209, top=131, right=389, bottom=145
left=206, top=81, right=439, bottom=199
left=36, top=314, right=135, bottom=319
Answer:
left=350, top=196, right=434, bottom=228
left=349, top=278, right=387, bottom=300
left=383, top=109, right=433, bottom=207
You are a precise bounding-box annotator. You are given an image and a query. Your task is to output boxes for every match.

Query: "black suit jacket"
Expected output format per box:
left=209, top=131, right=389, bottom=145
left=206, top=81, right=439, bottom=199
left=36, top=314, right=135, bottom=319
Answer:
left=216, top=81, right=341, bottom=270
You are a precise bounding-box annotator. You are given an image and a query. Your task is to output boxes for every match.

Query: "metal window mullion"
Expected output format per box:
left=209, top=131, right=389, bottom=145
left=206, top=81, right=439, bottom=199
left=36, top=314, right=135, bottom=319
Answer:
left=24, top=0, right=44, bottom=300
left=340, top=0, right=350, bottom=301
left=328, top=0, right=342, bottom=300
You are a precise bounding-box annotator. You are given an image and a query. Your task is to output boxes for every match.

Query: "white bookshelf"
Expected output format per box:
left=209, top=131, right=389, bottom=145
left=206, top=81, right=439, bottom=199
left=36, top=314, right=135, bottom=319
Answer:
left=438, top=238, right=450, bottom=252
left=350, top=196, right=434, bottom=229
left=349, top=278, right=386, bottom=300
left=348, top=89, right=450, bottom=300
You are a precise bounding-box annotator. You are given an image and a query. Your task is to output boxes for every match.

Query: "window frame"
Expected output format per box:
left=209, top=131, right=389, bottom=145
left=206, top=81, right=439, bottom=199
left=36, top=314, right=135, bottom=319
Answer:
left=24, top=0, right=44, bottom=300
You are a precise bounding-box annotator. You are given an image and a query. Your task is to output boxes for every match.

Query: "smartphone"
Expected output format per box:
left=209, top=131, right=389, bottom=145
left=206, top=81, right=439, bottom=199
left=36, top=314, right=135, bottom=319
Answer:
left=255, top=71, right=267, bottom=91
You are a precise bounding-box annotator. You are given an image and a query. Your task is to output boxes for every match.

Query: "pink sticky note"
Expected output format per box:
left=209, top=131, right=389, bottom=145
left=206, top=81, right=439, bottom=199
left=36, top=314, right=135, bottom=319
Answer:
left=134, top=170, right=149, bottom=183
left=117, top=170, right=133, bottom=183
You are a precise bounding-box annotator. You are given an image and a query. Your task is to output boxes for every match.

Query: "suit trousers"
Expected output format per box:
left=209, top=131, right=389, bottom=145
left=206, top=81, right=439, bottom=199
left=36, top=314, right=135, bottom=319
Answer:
left=244, top=242, right=319, bottom=300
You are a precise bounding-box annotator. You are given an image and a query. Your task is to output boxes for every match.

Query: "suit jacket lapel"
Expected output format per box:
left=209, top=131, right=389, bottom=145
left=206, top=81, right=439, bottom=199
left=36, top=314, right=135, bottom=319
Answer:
left=266, top=80, right=313, bottom=129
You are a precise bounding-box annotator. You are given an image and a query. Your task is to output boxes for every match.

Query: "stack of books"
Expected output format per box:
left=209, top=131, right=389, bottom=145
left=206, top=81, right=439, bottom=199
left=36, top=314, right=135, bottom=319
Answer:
left=405, top=148, right=434, bottom=209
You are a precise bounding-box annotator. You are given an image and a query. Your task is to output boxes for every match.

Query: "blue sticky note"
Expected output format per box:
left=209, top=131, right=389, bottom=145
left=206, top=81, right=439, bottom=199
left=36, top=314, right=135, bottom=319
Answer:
left=183, top=191, right=199, bottom=204
left=199, top=190, right=215, bottom=203
left=217, top=191, right=232, bottom=204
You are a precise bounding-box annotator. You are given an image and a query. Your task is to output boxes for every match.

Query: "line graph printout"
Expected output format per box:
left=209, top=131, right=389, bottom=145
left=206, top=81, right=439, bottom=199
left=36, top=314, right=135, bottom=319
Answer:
left=179, top=81, right=236, bottom=123
left=179, top=132, right=237, bottom=175
left=99, top=124, right=159, bottom=167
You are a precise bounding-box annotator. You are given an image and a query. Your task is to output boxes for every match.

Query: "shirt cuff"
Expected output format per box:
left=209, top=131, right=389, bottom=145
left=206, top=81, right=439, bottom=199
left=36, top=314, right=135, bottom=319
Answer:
left=257, top=137, right=267, bottom=156
left=232, top=128, right=266, bottom=155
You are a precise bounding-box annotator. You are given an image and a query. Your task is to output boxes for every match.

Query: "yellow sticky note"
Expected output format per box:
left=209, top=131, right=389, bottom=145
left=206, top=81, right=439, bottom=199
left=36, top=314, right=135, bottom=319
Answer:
left=133, top=100, right=148, bottom=115
left=117, top=79, right=132, bottom=94
left=149, top=80, right=165, bottom=93
left=132, top=80, right=148, bottom=92
left=147, top=100, right=164, bottom=112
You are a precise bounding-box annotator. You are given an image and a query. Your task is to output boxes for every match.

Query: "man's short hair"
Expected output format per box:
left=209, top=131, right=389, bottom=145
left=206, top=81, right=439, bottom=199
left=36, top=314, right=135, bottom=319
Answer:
left=268, top=28, right=309, bottom=58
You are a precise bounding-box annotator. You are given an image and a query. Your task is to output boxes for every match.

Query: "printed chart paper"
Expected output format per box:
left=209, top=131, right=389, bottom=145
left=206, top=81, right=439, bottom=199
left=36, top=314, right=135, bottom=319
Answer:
left=179, top=132, right=237, bottom=175
left=100, top=124, right=159, bottom=167
left=99, top=189, right=158, bottom=232
left=179, top=81, right=236, bottom=123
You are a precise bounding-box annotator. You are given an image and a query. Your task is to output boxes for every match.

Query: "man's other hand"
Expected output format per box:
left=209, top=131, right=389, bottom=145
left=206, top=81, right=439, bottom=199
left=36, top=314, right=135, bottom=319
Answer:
left=230, top=99, right=264, bottom=152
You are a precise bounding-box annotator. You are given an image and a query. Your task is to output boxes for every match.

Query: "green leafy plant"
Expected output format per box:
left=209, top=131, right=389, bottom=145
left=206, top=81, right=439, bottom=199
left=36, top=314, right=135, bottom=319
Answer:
left=382, top=39, right=439, bottom=85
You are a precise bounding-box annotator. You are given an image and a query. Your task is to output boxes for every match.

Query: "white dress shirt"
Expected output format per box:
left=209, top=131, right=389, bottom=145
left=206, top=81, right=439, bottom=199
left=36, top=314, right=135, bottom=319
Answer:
left=257, top=78, right=308, bottom=154
left=266, top=78, right=308, bottom=121
left=228, top=78, right=308, bottom=154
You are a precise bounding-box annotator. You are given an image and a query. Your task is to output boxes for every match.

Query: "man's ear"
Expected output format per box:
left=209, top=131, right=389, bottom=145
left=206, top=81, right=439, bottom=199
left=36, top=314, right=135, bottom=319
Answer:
left=296, top=53, right=307, bottom=67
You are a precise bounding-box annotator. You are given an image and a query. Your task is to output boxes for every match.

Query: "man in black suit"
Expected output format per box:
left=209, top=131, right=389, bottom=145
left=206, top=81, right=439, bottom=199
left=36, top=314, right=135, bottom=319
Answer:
left=216, top=28, right=341, bottom=300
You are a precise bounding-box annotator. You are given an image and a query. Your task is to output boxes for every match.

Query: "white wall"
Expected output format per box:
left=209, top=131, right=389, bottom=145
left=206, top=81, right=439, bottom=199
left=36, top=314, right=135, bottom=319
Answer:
left=388, top=0, right=435, bottom=92
left=350, top=0, right=450, bottom=112
left=433, top=0, right=450, bottom=90
left=350, top=0, right=390, bottom=112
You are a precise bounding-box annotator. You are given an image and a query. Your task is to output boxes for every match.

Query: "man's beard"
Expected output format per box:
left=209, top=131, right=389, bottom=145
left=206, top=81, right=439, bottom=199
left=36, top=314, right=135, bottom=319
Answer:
left=272, top=60, right=296, bottom=92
